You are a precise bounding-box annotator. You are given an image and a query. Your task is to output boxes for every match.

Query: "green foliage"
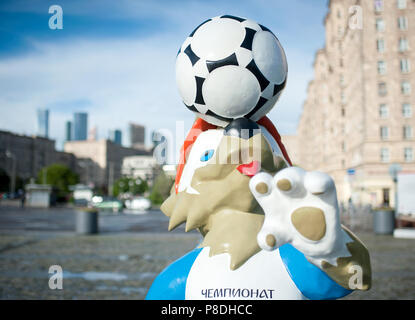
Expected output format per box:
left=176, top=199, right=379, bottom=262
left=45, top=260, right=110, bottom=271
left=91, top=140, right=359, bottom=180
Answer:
left=37, top=164, right=79, bottom=197
left=112, top=177, right=148, bottom=197
left=149, top=171, right=174, bottom=205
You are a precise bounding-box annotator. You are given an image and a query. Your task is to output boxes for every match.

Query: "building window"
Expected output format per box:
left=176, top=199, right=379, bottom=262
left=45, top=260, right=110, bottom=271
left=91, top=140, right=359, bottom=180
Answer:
left=403, top=103, right=412, bottom=117
left=376, top=18, right=385, bottom=32
left=377, top=39, right=385, bottom=53
left=381, top=148, right=390, bottom=162
left=379, top=104, right=389, bottom=118
left=377, top=61, right=387, bottom=74
left=399, top=38, right=409, bottom=52
left=403, top=125, right=413, bottom=139
left=398, top=16, right=408, bottom=30
left=341, top=92, right=346, bottom=104
left=375, top=0, right=384, bottom=12
left=402, top=81, right=411, bottom=95
left=404, top=148, right=414, bottom=162
left=400, top=59, right=411, bottom=73
left=397, top=0, right=407, bottom=9
left=378, top=82, right=387, bottom=96
left=380, top=126, right=389, bottom=140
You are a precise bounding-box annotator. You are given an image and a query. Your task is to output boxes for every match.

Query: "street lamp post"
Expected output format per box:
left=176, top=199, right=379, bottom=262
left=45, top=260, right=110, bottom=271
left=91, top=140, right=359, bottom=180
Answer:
left=389, top=163, right=402, bottom=217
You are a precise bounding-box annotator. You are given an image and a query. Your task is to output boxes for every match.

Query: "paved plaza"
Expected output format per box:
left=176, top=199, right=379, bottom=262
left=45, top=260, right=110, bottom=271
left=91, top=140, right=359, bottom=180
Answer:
left=0, top=203, right=414, bottom=300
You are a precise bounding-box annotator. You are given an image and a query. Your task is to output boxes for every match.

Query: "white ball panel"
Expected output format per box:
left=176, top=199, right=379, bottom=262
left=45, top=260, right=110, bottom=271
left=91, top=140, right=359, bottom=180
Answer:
left=241, top=19, right=262, bottom=31
left=252, top=31, right=287, bottom=85
left=191, top=18, right=245, bottom=60
left=193, top=59, right=209, bottom=78
left=261, top=83, right=274, bottom=100
left=194, top=103, right=208, bottom=114
left=202, top=65, right=261, bottom=118
left=175, top=52, right=196, bottom=106
left=234, top=47, right=253, bottom=68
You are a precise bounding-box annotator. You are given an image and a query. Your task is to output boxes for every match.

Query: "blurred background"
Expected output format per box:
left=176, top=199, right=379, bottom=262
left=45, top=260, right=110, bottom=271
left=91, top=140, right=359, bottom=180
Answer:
left=0, top=0, right=414, bottom=299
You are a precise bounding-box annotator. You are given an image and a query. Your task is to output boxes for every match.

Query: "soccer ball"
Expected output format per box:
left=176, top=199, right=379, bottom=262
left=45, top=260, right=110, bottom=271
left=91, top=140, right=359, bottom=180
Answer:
left=176, top=15, right=288, bottom=127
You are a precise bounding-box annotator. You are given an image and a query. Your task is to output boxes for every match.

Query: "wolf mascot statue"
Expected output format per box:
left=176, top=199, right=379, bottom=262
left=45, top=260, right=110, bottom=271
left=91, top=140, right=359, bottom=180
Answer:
left=146, top=15, right=371, bottom=300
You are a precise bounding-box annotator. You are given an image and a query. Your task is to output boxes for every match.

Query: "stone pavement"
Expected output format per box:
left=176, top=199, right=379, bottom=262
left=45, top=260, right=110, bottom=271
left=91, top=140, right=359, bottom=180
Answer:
left=0, top=204, right=414, bottom=299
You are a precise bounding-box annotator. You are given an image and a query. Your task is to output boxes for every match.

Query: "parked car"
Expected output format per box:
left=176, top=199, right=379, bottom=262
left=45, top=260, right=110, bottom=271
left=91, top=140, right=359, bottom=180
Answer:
left=125, top=197, right=151, bottom=212
left=92, top=196, right=123, bottom=213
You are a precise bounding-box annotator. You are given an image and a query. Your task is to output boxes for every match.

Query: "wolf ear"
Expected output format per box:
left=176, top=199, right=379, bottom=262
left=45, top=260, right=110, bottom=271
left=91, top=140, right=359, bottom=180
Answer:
left=224, top=118, right=260, bottom=140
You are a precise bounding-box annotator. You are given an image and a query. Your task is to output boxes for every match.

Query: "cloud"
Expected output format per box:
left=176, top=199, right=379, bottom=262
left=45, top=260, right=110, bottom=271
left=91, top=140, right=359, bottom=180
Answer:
left=0, top=0, right=327, bottom=162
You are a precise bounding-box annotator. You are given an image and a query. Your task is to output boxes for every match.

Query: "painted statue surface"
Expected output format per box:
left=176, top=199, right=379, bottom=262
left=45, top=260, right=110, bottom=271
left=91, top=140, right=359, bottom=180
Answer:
left=146, top=15, right=371, bottom=300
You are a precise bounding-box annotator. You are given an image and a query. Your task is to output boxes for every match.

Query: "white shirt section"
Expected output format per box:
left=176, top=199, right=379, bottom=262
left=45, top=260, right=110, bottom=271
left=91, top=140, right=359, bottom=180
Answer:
left=185, top=247, right=306, bottom=300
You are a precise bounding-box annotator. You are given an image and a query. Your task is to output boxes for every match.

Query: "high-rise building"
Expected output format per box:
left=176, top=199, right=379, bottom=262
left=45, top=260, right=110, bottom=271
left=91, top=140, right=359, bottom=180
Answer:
left=73, top=112, right=88, bottom=141
left=36, top=109, right=49, bottom=138
left=294, top=0, right=415, bottom=207
left=129, top=123, right=145, bottom=149
left=65, top=121, right=72, bottom=141
left=109, top=129, right=122, bottom=145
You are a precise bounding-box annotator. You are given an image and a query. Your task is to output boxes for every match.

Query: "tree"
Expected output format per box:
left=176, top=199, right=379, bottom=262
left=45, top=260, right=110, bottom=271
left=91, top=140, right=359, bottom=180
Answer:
left=112, top=177, right=148, bottom=197
left=149, top=171, right=174, bottom=205
left=37, top=164, right=79, bottom=198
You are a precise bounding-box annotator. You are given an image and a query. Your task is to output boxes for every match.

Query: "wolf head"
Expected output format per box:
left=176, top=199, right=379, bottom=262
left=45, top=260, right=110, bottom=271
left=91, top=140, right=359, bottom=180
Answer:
left=161, top=118, right=288, bottom=269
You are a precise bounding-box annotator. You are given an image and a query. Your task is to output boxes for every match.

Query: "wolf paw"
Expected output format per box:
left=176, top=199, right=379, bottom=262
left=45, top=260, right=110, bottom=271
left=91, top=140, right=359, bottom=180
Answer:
left=249, top=167, right=349, bottom=261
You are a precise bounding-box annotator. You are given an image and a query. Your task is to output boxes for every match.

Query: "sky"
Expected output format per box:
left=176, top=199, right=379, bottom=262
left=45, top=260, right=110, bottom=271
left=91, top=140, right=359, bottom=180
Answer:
left=0, top=0, right=328, bottom=159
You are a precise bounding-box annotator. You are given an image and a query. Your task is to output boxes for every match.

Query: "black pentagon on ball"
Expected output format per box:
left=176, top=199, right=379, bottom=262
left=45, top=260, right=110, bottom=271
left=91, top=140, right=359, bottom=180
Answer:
left=194, top=76, right=206, bottom=105
left=220, top=14, right=246, bottom=22
left=245, top=97, right=268, bottom=119
left=245, top=59, right=270, bottom=92
left=240, top=28, right=256, bottom=51
left=273, top=79, right=287, bottom=96
left=206, top=53, right=238, bottom=73
left=184, top=44, right=200, bottom=66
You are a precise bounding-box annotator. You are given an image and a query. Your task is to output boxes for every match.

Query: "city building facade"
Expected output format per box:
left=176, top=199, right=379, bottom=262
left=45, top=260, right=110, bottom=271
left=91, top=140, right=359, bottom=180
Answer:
left=64, top=139, right=150, bottom=189
left=0, top=130, right=77, bottom=185
left=122, top=155, right=160, bottom=186
left=294, top=0, right=415, bottom=208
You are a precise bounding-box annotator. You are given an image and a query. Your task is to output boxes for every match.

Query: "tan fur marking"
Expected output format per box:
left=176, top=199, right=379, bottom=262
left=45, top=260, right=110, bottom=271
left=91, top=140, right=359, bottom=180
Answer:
left=291, top=207, right=326, bottom=241
left=266, top=234, right=276, bottom=247
left=255, top=182, right=269, bottom=194
left=321, top=226, right=372, bottom=290
left=277, top=179, right=292, bottom=191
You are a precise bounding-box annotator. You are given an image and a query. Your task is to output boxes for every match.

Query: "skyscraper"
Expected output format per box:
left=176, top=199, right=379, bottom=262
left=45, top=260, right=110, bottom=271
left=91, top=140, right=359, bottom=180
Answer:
left=109, top=129, right=122, bottom=145
left=65, top=121, right=72, bottom=141
left=73, top=112, right=88, bottom=141
left=129, top=123, right=145, bottom=149
left=37, top=109, right=49, bottom=138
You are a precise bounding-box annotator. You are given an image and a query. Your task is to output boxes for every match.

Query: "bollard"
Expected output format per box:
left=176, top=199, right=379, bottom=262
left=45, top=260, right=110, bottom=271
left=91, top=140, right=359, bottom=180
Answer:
left=76, top=208, right=99, bottom=234
left=373, top=208, right=395, bottom=235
